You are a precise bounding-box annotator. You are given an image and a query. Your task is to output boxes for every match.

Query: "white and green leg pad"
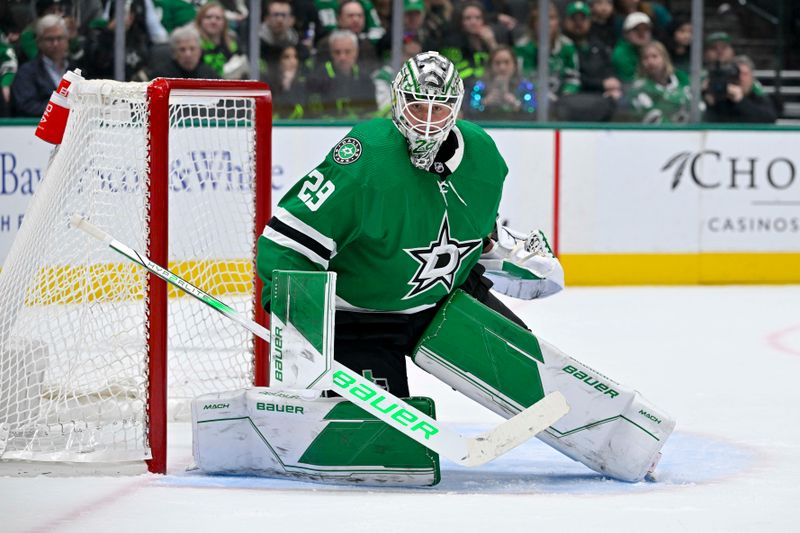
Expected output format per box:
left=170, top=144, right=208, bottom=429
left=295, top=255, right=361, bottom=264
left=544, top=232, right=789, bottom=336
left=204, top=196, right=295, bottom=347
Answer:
left=412, top=290, right=676, bottom=482
left=269, top=270, right=336, bottom=390
left=191, top=388, right=440, bottom=486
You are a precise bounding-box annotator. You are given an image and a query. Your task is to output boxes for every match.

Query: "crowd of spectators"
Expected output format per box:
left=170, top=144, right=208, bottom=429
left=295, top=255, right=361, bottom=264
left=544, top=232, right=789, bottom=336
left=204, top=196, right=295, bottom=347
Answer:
left=0, top=0, right=779, bottom=123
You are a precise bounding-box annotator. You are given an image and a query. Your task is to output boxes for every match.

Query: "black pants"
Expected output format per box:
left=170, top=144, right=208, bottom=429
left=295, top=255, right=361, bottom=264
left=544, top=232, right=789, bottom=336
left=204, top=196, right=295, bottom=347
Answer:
left=334, top=265, right=526, bottom=397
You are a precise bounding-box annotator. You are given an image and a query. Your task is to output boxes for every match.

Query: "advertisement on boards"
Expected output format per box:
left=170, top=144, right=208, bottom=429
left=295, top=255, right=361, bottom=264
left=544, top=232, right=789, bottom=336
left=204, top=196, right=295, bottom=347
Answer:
left=559, top=130, right=800, bottom=254
left=0, top=127, right=50, bottom=262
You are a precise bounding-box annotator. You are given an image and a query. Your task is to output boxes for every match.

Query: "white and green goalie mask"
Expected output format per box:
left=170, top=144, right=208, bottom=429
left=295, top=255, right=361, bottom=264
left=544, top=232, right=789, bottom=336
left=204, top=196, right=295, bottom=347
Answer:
left=391, top=51, right=464, bottom=170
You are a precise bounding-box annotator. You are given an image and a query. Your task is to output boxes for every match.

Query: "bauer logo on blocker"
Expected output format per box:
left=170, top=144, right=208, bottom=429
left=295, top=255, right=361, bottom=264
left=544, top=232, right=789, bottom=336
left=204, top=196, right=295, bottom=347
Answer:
left=333, top=137, right=362, bottom=165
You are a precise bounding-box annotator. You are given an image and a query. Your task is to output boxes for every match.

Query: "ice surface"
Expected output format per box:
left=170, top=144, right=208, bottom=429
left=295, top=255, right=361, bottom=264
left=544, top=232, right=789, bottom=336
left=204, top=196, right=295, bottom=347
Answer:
left=2, top=286, right=798, bottom=532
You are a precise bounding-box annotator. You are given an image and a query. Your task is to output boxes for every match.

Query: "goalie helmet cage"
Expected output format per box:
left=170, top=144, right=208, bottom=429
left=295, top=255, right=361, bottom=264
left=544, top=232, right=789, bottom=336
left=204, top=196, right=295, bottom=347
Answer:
left=0, top=78, right=271, bottom=474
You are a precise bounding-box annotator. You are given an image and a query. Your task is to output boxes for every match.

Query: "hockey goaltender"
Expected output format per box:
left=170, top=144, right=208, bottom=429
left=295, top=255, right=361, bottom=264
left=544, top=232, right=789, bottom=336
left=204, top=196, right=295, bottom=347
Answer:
left=189, top=52, right=675, bottom=486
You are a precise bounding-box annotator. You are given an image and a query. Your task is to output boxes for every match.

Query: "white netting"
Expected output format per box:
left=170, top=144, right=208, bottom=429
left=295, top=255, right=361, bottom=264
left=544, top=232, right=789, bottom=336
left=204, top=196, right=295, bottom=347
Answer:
left=0, top=80, right=262, bottom=465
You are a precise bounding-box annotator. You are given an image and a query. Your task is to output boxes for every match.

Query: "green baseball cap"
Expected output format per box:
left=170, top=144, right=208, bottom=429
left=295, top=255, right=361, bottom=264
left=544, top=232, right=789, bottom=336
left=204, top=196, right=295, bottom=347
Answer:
left=566, top=1, right=591, bottom=17
left=705, top=31, right=732, bottom=45
left=404, top=0, right=424, bottom=12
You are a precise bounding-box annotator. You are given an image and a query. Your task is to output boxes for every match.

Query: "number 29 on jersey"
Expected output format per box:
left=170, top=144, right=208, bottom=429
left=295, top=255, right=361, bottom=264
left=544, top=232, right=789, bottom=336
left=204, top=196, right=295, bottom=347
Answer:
left=297, top=169, right=335, bottom=211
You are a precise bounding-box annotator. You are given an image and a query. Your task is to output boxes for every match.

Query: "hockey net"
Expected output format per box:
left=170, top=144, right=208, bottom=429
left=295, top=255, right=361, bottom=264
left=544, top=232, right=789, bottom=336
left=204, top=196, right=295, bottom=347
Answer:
left=0, top=79, right=271, bottom=473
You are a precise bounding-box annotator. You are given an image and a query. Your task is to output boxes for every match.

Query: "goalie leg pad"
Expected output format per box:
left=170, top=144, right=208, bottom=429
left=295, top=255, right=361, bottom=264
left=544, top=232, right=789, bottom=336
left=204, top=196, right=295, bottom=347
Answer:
left=191, top=388, right=440, bottom=486
left=412, top=290, right=675, bottom=482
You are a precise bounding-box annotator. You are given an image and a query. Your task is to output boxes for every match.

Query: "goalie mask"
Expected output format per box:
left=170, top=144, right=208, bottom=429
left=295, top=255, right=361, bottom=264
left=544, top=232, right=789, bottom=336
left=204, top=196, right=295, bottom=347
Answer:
left=391, top=51, right=464, bottom=170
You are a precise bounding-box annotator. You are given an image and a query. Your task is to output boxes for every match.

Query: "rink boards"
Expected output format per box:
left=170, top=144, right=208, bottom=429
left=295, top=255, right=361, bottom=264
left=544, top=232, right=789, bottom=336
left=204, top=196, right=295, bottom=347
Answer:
left=2, top=123, right=798, bottom=284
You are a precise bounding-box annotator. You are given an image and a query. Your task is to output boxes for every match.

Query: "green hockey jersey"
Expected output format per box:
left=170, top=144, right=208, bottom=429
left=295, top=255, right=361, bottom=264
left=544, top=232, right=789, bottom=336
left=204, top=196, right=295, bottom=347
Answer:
left=257, top=118, right=508, bottom=313
left=630, top=73, right=691, bottom=124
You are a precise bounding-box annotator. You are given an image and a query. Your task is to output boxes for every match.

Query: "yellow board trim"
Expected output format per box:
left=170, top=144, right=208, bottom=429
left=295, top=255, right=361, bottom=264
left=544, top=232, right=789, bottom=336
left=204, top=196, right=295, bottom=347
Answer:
left=14, top=253, right=800, bottom=306
left=560, top=253, right=800, bottom=285
left=25, top=260, right=254, bottom=306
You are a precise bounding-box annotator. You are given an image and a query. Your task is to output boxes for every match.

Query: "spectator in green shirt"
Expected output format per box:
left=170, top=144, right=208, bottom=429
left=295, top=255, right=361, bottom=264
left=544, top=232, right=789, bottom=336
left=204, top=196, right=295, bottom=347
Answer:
left=611, top=11, right=652, bottom=83
left=514, top=3, right=581, bottom=97
left=1, top=32, right=18, bottom=112
left=195, top=2, right=247, bottom=79
left=629, top=40, right=689, bottom=123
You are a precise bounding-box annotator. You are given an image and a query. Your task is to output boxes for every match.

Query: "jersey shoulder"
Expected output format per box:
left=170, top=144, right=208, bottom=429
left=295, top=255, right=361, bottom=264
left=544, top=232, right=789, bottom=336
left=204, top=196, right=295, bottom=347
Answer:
left=345, top=118, right=402, bottom=153
left=322, top=119, right=409, bottom=182
left=455, top=119, right=507, bottom=174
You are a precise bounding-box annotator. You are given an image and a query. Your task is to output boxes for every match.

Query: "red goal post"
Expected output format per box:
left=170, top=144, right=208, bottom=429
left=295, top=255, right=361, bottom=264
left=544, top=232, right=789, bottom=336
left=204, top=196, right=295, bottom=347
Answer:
left=146, top=79, right=272, bottom=473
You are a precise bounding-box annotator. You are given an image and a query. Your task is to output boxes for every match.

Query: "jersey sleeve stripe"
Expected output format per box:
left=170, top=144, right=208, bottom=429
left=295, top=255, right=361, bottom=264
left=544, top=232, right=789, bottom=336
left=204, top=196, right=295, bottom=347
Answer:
left=273, top=207, right=337, bottom=256
left=262, top=225, right=330, bottom=269
left=265, top=215, right=333, bottom=259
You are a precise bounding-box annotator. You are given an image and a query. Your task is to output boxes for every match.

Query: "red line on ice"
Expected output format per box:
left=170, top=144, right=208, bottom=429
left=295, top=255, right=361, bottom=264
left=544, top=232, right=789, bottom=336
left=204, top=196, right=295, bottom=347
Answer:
left=766, top=323, right=800, bottom=357
left=27, top=476, right=153, bottom=532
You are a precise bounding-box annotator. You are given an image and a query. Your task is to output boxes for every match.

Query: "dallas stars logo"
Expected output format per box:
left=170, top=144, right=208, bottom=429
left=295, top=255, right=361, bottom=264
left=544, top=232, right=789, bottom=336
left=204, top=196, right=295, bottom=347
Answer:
left=333, top=137, right=362, bottom=165
left=403, top=212, right=482, bottom=300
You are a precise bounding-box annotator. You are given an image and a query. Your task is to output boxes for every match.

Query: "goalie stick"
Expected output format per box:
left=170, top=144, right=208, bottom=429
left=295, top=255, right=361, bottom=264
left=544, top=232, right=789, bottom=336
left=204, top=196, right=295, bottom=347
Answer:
left=70, top=215, right=569, bottom=467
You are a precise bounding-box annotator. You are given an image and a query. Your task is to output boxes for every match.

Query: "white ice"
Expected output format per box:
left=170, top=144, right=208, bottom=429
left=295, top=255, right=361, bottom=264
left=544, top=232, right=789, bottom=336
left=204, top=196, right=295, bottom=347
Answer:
left=2, top=285, right=799, bottom=532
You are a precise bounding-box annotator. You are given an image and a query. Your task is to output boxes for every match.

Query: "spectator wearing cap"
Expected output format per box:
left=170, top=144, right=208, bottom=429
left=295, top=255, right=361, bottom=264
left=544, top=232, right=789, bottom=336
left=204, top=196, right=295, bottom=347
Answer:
left=611, top=11, right=651, bottom=83
left=704, top=31, right=735, bottom=66
left=613, top=0, right=671, bottom=42
left=561, top=0, right=620, bottom=121
left=10, top=14, right=70, bottom=117
left=588, top=0, right=616, bottom=52
left=703, top=55, right=776, bottom=124
left=628, top=40, right=690, bottom=123
left=402, top=0, right=428, bottom=45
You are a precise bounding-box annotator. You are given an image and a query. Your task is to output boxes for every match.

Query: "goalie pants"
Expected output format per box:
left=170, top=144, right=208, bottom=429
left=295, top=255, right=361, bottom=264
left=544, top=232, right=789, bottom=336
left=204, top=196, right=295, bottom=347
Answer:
left=334, top=264, right=527, bottom=397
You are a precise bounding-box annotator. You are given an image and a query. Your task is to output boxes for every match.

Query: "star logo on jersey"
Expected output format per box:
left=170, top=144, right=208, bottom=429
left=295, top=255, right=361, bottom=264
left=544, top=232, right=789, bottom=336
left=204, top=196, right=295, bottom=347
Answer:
left=333, top=137, right=362, bottom=165
left=403, top=213, right=482, bottom=300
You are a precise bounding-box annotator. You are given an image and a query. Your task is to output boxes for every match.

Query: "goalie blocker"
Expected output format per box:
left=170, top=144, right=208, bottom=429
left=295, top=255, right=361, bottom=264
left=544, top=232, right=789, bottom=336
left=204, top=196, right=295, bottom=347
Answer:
left=413, top=291, right=676, bottom=482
